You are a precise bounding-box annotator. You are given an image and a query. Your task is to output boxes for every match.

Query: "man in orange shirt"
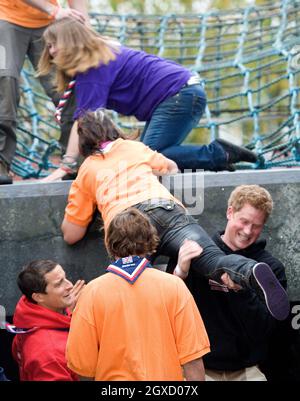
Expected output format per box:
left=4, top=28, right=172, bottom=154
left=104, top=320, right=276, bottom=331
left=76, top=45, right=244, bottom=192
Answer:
left=0, top=0, right=88, bottom=184
left=66, top=208, right=210, bottom=381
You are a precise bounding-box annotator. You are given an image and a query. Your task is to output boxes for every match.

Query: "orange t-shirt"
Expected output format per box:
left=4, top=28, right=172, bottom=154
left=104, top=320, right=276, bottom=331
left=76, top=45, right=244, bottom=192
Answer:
left=66, top=268, right=210, bottom=381
left=65, top=139, right=183, bottom=231
left=0, top=0, right=57, bottom=28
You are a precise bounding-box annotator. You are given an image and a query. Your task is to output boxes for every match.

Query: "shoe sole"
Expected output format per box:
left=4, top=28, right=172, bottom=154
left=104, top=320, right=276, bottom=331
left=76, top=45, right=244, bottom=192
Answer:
left=253, top=263, right=289, bottom=321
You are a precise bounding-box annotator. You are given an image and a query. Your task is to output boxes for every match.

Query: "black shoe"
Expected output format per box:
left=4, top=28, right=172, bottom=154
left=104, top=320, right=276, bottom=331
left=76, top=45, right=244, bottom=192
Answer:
left=216, top=138, right=258, bottom=164
left=61, top=172, right=78, bottom=181
left=226, top=164, right=236, bottom=172
left=250, top=262, right=290, bottom=321
left=0, top=161, right=12, bottom=185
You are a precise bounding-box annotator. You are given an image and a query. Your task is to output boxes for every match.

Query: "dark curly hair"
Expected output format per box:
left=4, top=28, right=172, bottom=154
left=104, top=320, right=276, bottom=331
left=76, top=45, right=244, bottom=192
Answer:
left=105, top=208, right=160, bottom=259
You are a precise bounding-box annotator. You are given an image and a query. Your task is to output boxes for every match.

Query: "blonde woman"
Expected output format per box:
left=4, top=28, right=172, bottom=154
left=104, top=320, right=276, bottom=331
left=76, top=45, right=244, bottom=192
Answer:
left=38, top=17, right=257, bottom=181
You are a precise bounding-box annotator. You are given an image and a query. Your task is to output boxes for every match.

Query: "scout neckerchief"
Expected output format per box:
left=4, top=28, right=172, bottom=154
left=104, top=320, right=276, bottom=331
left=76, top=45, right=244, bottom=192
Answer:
left=106, top=256, right=152, bottom=284
left=55, top=79, right=76, bottom=123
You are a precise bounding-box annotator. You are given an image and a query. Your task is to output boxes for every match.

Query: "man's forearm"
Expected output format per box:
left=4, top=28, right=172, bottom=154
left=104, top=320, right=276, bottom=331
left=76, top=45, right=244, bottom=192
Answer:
left=68, top=0, right=89, bottom=20
left=183, top=357, right=205, bottom=381
left=61, top=218, right=88, bottom=245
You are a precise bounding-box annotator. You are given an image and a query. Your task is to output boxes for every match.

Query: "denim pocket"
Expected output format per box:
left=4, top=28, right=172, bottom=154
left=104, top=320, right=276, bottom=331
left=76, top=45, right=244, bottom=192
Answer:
left=159, top=92, right=184, bottom=114
left=146, top=204, right=190, bottom=230
left=143, top=201, right=175, bottom=212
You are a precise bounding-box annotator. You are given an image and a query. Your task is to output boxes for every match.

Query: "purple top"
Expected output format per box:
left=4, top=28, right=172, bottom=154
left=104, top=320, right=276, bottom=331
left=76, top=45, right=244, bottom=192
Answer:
left=74, top=46, right=191, bottom=121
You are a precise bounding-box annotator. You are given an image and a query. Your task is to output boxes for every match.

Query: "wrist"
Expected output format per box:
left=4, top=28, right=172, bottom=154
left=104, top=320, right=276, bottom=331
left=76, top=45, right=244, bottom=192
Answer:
left=59, top=155, right=78, bottom=174
left=173, top=265, right=188, bottom=279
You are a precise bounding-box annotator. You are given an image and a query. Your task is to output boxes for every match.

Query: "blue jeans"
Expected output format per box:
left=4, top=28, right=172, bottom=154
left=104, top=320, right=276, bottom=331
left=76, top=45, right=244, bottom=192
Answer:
left=134, top=200, right=255, bottom=287
left=140, top=84, right=227, bottom=171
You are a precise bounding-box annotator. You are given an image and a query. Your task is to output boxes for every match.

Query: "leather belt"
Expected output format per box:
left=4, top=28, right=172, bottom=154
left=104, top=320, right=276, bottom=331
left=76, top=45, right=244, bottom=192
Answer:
left=185, top=74, right=201, bottom=86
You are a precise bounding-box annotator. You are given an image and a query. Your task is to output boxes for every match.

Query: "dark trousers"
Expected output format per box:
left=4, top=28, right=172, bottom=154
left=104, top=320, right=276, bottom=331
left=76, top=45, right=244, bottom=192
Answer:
left=135, top=200, right=255, bottom=286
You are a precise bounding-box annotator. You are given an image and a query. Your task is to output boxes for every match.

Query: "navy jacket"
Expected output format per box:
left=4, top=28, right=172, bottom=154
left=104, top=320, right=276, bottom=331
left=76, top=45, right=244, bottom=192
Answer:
left=185, top=231, right=287, bottom=371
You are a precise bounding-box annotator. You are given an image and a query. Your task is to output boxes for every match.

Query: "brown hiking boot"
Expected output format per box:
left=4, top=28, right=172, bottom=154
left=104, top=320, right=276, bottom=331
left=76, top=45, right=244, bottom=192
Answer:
left=0, top=160, right=12, bottom=185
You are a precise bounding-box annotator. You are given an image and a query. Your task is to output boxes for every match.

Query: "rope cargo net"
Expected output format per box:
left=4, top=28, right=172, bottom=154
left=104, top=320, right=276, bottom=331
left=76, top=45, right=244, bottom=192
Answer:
left=15, top=0, right=300, bottom=178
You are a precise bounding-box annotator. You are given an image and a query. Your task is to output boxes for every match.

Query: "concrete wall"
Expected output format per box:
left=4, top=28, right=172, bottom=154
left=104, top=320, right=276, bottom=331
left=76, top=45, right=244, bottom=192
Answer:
left=0, top=168, right=299, bottom=316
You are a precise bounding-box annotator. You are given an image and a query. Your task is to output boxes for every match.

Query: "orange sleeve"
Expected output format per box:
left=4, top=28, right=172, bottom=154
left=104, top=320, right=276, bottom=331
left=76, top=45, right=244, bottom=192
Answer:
left=174, top=279, right=210, bottom=365
left=64, top=180, right=96, bottom=227
left=143, top=146, right=171, bottom=175
left=0, top=0, right=57, bottom=28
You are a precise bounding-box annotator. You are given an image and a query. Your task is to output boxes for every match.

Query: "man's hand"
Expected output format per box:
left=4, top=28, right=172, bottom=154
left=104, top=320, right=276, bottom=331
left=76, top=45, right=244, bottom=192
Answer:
left=54, top=7, right=86, bottom=23
left=174, top=239, right=203, bottom=279
left=69, top=279, right=86, bottom=312
left=221, top=272, right=243, bottom=291
left=21, top=1, right=87, bottom=24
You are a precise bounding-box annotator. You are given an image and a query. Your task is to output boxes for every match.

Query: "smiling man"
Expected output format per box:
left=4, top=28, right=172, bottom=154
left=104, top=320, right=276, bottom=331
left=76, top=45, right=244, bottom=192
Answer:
left=222, top=186, right=271, bottom=251
left=185, top=185, right=288, bottom=381
left=12, top=260, right=85, bottom=381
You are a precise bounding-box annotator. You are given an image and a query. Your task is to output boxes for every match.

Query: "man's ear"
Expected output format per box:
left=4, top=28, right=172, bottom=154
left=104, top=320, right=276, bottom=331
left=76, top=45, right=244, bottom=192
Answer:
left=226, top=206, right=234, bottom=220
left=31, top=292, right=44, bottom=304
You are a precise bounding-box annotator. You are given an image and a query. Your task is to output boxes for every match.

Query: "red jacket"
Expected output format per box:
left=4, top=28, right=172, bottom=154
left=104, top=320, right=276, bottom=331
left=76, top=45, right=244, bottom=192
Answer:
left=12, top=296, right=78, bottom=381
